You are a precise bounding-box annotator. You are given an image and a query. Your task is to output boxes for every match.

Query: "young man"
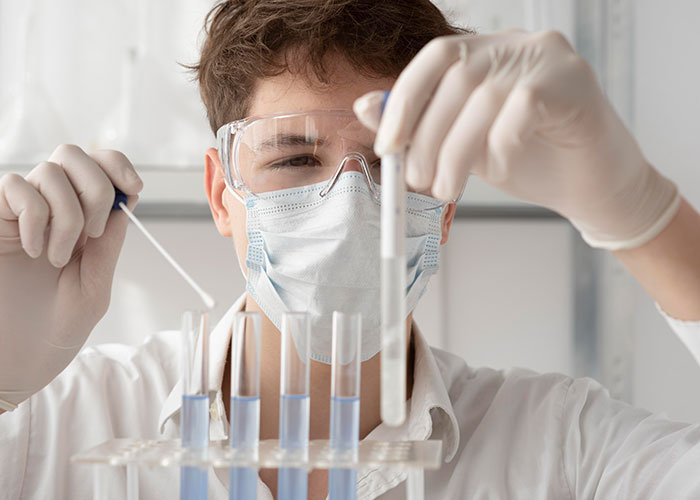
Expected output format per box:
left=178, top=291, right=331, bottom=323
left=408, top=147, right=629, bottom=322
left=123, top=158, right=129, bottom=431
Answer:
left=2, top=1, right=700, bottom=498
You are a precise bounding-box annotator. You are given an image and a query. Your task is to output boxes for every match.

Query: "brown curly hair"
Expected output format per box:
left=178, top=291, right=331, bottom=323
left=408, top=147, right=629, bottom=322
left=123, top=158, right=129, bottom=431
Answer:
left=191, top=0, right=469, bottom=134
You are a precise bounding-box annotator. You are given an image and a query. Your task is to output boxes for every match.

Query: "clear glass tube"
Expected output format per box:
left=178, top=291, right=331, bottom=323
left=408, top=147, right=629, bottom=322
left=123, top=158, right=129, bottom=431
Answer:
left=278, top=312, right=310, bottom=500
left=181, top=310, right=208, bottom=500
left=126, top=464, right=139, bottom=500
left=329, top=311, right=361, bottom=500
left=381, top=152, right=407, bottom=427
left=229, top=312, right=261, bottom=500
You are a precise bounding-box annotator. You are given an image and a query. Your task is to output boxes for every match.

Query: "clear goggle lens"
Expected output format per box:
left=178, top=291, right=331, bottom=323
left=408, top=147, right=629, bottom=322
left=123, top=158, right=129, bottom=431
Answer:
left=217, top=110, right=449, bottom=210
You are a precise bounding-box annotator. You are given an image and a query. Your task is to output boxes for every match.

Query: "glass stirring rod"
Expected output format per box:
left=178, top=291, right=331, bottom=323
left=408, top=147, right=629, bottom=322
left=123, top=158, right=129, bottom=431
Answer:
left=112, top=188, right=216, bottom=310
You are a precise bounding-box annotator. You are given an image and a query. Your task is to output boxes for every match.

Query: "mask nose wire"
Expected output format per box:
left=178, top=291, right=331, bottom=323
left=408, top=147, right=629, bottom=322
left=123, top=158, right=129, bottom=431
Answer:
left=319, top=152, right=378, bottom=199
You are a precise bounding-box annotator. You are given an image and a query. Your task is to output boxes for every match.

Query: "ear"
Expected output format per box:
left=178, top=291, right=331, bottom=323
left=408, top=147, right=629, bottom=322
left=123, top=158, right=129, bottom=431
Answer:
left=440, top=203, right=456, bottom=245
left=204, top=148, right=232, bottom=237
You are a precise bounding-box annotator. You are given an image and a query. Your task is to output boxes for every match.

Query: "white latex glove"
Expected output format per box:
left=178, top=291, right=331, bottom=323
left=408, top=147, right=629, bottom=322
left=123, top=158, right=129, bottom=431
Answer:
left=0, top=145, right=142, bottom=411
left=354, top=31, right=680, bottom=250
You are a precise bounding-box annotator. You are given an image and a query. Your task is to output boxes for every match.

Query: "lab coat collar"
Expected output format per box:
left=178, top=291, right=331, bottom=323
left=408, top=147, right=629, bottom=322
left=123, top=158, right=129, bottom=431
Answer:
left=157, top=294, right=246, bottom=435
left=157, top=294, right=461, bottom=469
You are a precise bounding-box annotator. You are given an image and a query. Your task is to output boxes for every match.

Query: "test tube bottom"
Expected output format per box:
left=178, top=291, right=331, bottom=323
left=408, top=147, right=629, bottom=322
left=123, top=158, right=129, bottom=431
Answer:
left=229, top=396, right=260, bottom=500
left=329, top=396, right=360, bottom=500
left=181, top=467, right=207, bottom=500
left=329, top=469, right=358, bottom=500
left=278, top=394, right=310, bottom=499
left=278, top=468, right=309, bottom=500
left=229, top=468, right=257, bottom=500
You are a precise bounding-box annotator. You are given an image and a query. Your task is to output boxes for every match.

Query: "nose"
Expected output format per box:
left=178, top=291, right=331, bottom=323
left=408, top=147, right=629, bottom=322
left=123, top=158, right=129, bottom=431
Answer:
left=319, top=151, right=376, bottom=198
left=341, top=156, right=365, bottom=174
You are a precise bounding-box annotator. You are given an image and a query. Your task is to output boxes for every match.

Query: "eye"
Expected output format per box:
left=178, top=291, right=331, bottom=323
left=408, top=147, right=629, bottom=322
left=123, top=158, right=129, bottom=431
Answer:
left=267, top=155, right=321, bottom=169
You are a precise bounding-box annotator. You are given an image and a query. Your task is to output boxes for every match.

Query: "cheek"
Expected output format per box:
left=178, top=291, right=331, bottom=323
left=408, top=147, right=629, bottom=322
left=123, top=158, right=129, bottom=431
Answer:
left=227, top=196, right=249, bottom=275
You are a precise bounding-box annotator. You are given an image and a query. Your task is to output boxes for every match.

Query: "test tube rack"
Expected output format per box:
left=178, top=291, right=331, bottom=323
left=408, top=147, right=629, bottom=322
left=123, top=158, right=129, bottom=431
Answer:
left=73, top=437, right=441, bottom=470
left=74, top=438, right=439, bottom=499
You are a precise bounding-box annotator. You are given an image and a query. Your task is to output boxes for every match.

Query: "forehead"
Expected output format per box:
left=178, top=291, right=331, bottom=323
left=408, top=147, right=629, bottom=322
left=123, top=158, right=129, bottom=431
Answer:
left=248, top=58, right=396, bottom=117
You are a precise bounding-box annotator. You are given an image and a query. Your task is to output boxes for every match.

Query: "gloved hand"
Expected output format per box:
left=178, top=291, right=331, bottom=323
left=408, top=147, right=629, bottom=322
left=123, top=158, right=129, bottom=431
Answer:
left=354, top=30, right=680, bottom=250
left=0, top=145, right=142, bottom=411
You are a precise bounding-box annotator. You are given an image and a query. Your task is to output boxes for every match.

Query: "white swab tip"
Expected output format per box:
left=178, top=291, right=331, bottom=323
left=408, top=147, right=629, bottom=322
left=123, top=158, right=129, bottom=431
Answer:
left=202, top=294, right=216, bottom=311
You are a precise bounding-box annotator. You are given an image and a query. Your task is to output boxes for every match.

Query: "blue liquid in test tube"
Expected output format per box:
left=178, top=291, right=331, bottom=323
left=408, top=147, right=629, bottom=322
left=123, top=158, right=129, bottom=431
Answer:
left=180, top=311, right=210, bottom=500
left=229, top=312, right=262, bottom=500
left=278, top=312, right=311, bottom=500
left=328, top=312, right=362, bottom=500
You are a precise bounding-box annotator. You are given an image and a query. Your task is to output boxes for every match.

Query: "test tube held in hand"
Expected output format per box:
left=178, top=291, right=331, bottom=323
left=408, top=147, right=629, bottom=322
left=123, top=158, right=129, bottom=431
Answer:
left=380, top=151, right=407, bottom=427
left=229, top=312, right=261, bottom=500
left=278, top=312, right=311, bottom=500
left=181, top=311, right=209, bottom=500
left=328, top=311, right=362, bottom=500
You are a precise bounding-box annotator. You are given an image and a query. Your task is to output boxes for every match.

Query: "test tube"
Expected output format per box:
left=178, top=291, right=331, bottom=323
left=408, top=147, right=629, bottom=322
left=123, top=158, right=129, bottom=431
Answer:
left=328, top=312, right=362, bottom=500
left=181, top=310, right=209, bottom=500
left=278, top=312, right=311, bottom=500
left=380, top=151, right=407, bottom=427
left=229, top=312, right=261, bottom=500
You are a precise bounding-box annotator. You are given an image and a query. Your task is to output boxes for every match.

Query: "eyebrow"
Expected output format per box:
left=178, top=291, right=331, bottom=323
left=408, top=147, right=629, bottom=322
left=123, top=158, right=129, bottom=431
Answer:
left=254, top=134, right=325, bottom=152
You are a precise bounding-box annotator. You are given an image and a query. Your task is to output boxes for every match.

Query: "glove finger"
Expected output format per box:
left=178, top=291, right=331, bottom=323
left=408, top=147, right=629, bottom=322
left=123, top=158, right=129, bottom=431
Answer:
left=26, top=162, right=85, bottom=268
left=48, top=145, right=115, bottom=239
left=405, top=53, right=489, bottom=193
left=374, top=35, right=476, bottom=156
left=88, top=150, right=143, bottom=196
left=433, top=80, right=510, bottom=201
left=0, top=173, right=50, bottom=257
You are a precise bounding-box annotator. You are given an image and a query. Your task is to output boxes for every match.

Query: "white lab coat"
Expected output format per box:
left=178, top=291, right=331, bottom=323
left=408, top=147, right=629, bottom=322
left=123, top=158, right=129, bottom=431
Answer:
left=2, top=293, right=700, bottom=499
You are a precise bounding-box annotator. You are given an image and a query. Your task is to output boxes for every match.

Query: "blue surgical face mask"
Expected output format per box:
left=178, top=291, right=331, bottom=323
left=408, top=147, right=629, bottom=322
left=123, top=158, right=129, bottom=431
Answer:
left=230, top=171, right=442, bottom=364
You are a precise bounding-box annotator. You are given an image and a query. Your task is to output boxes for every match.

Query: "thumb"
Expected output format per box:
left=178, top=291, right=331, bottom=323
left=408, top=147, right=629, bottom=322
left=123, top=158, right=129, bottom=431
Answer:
left=79, top=195, right=137, bottom=289
left=353, top=90, right=387, bottom=132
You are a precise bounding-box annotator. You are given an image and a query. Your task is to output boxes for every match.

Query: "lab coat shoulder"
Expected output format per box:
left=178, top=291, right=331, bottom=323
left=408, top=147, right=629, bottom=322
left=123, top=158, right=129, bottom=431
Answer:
left=561, top=375, right=700, bottom=499
left=428, top=350, right=574, bottom=498
left=0, top=330, right=182, bottom=500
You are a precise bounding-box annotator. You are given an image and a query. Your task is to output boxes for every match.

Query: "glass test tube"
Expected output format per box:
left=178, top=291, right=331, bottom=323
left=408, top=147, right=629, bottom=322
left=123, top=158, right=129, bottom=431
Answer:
left=278, top=312, right=311, bottom=500
left=229, top=312, right=261, bottom=500
left=380, top=151, right=407, bottom=427
left=181, top=310, right=209, bottom=500
left=328, top=312, right=362, bottom=500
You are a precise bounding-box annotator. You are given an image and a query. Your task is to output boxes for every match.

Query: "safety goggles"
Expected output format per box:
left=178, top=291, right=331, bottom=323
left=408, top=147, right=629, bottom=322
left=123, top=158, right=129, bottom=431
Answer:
left=216, top=109, right=447, bottom=210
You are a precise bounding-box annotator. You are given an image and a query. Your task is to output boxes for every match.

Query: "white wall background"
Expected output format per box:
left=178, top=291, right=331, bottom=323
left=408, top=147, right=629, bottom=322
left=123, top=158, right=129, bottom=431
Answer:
left=630, top=0, right=700, bottom=422
left=2, top=0, right=700, bottom=423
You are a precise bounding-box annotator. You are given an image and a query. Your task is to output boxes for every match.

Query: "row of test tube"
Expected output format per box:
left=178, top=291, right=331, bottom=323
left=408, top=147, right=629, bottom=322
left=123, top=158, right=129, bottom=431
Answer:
left=180, top=310, right=362, bottom=500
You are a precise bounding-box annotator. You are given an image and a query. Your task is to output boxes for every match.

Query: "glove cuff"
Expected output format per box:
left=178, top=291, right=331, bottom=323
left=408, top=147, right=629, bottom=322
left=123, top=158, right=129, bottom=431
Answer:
left=576, top=168, right=681, bottom=251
